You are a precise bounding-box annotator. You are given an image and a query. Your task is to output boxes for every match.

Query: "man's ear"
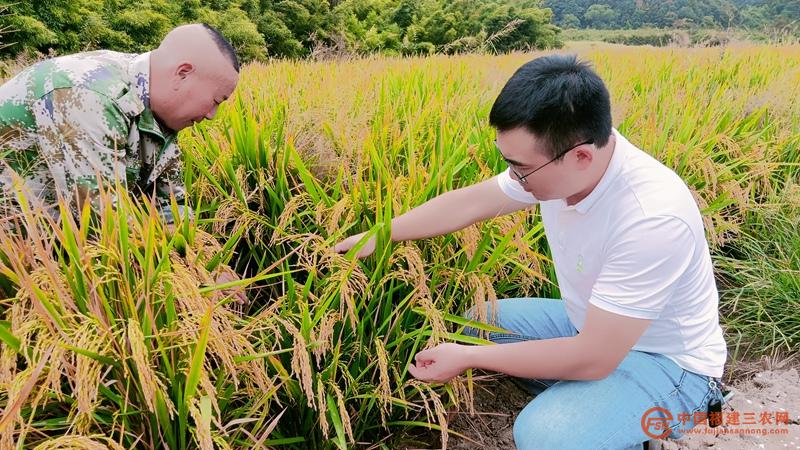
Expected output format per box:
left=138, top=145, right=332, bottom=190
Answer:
left=574, top=148, right=594, bottom=168
left=175, top=62, right=195, bottom=80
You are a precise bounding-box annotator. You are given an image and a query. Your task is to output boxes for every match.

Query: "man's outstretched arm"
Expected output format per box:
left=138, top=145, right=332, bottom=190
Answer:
left=334, top=175, right=535, bottom=257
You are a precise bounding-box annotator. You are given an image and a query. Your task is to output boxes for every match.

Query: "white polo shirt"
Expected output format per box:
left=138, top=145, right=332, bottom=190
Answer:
left=497, top=129, right=727, bottom=378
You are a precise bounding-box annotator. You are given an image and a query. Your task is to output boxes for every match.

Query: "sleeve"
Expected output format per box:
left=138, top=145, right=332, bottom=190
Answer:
left=589, top=215, right=695, bottom=320
left=152, top=142, right=193, bottom=225
left=496, top=167, right=538, bottom=204
left=31, top=86, right=130, bottom=211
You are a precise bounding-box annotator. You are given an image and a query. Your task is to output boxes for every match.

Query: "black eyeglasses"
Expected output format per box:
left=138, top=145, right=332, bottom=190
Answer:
left=495, top=139, right=595, bottom=185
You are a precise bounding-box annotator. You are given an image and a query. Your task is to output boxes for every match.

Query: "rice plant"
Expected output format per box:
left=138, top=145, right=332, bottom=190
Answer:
left=0, top=185, right=290, bottom=448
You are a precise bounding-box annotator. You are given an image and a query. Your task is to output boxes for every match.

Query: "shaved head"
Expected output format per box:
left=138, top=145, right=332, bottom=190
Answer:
left=156, top=24, right=239, bottom=73
left=149, top=23, right=240, bottom=131
left=200, top=23, right=240, bottom=72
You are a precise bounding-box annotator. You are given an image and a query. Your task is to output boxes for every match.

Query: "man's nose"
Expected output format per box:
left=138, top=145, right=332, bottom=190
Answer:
left=205, top=105, right=218, bottom=120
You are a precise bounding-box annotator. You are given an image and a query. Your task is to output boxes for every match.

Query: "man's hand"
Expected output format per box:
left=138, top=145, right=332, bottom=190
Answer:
left=408, top=343, right=473, bottom=383
left=211, top=265, right=248, bottom=305
left=332, top=231, right=376, bottom=259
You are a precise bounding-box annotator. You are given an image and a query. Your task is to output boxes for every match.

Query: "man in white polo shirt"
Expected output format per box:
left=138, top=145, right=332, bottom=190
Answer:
left=334, top=54, right=727, bottom=449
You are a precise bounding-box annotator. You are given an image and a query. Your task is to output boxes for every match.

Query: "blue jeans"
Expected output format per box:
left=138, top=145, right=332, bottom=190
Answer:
left=464, top=298, right=725, bottom=450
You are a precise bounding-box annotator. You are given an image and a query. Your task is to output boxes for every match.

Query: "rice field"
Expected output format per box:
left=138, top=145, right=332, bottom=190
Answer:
left=1, top=43, right=799, bottom=449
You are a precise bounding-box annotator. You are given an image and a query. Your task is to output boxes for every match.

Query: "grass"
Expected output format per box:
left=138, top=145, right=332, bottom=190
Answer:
left=562, top=27, right=684, bottom=46
left=1, top=43, right=799, bottom=448
left=561, top=27, right=800, bottom=47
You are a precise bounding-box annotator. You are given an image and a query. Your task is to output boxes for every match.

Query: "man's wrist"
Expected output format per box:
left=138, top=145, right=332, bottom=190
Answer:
left=460, top=343, right=481, bottom=371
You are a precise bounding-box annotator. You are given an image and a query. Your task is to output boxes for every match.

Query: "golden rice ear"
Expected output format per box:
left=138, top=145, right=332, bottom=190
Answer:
left=373, top=337, right=393, bottom=423
left=456, top=223, right=482, bottom=260
left=276, top=317, right=315, bottom=408
left=311, top=311, right=339, bottom=368
left=127, top=318, right=175, bottom=417
left=189, top=397, right=214, bottom=450
left=31, top=435, right=127, bottom=450
left=448, top=372, right=476, bottom=416
left=384, top=244, right=449, bottom=343
left=320, top=251, right=368, bottom=328
left=72, top=322, right=110, bottom=433
left=273, top=192, right=312, bottom=243
left=405, top=380, right=449, bottom=450
left=466, top=272, right=498, bottom=337
left=331, top=381, right=354, bottom=443
left=315, top=373, right=330, bottom=437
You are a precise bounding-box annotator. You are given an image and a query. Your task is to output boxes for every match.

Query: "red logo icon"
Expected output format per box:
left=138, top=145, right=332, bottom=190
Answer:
left=641, top=406, right=673, bottom=439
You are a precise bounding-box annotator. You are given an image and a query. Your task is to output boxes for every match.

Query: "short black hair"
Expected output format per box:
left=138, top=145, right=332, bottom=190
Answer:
left=489, top=54, right=612, bottom=159
left=201, top=23, right=240, bottom=72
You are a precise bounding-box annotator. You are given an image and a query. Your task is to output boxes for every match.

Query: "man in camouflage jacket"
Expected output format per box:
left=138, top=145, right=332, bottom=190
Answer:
left=0, top=23, right=239, bottom=224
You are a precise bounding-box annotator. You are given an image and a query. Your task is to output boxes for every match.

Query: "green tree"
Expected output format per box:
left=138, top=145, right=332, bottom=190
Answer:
left=198, top=8, right=266, bottom=61
left=0, top=0, right=564, bottom=60
left=1, top=0, right=120, bottom=55
left=1, top=14, right=58, bottom=55
left=112, top=8, right=174, bottom=52
left=562, top=13, right=582, bottom=28
left=255, top=11, right=305, bottom=57
left=392, top=0, right=418, bottom=29
left=583, top=4, right=618, bottom=29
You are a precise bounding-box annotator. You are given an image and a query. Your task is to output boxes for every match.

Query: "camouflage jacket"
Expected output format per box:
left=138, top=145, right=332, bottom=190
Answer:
left=0, top=50, right=189, bottom=223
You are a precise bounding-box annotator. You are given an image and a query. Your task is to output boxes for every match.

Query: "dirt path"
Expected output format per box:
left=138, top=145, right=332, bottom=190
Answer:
left=441, top=363, right=800, bottom=449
